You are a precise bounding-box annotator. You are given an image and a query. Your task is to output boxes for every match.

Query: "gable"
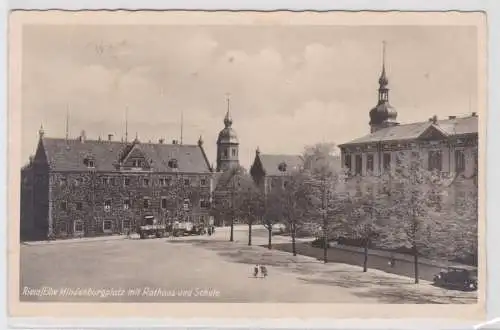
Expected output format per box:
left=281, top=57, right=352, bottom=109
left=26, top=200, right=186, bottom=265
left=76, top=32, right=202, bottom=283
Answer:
left=121, top=144, right=151, bottom=169
left=250, top=154, right=266, bottom=181
left=417, top=124, right=448, bottom=141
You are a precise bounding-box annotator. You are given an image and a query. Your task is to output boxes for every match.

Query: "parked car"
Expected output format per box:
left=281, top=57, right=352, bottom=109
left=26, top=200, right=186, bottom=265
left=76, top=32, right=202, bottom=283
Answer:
left=433, top=266, right=478, bottom=291
left=137, top=215, right=167, bottom=239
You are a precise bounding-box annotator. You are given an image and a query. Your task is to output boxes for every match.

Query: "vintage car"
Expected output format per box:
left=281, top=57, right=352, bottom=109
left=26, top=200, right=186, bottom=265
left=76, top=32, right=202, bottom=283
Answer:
left=433, top=266, right=478, bottom=291
left=137, top=215, right=168, bottom=239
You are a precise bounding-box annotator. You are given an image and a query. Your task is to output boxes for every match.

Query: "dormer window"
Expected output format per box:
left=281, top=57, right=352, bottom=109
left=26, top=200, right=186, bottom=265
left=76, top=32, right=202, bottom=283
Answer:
left=132, top=160, right=141, bottom=168
left=168, top=159, right=178, bottom=169
left=84, top=156, right=95, bottom=168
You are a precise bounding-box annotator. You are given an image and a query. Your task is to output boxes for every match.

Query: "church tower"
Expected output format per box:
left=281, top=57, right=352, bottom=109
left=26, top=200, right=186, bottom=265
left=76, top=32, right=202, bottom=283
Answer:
left=216, top=95, right=239, bottom=172
left=369, top=41, right=399, bottom=133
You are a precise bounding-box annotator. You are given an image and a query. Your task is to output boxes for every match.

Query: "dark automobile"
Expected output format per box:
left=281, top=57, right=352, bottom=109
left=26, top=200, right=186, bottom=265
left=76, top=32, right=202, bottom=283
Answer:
left=433, top=266, right=478, bottom=291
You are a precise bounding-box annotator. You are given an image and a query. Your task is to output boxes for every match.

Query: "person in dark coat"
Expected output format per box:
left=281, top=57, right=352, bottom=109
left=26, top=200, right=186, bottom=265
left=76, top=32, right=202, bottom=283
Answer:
left=260, top=265, right=268, bottom=278
left=253, top=265, right=259, bottom=278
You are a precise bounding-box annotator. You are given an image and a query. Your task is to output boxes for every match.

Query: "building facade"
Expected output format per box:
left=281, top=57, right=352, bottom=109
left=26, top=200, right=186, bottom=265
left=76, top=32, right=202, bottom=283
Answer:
left=338, top=55, right=478, bottom=191
left=21, top=128, right=213, bottom=240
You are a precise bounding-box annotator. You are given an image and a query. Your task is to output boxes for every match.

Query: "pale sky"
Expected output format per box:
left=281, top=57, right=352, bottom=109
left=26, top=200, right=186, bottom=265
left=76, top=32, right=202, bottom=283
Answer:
left=21, top=24, right=478, bottom=169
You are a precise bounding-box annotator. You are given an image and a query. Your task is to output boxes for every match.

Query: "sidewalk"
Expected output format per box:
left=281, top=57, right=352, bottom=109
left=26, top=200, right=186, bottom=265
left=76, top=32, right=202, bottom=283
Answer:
left=21, top=234, right=135, bottom=246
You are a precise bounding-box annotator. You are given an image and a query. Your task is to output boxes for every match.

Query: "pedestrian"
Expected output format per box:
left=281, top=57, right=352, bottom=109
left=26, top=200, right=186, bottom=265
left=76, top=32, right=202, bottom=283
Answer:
left=212, top=225, right=215, bottom=233
left=260, top=265, right=268, bottom=278
left=253, top=264, right=259, bottom=278
left=388, top=255, right=396, bottom=268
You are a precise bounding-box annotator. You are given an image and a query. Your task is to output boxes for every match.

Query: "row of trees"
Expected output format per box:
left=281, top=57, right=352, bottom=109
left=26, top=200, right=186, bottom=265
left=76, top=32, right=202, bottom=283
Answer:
left=210, top=142, right=478, bottom=284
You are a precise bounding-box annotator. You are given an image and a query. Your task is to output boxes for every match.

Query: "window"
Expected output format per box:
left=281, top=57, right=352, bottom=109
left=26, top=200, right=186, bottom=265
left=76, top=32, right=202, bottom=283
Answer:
left=143, top=197, right=151, bottom=209
left=76, top=202, right=83, bottom=211
left=344, top=154, right=352, bottom=172
left=159, top=178, right=165, bottom=186
left=132, top=160, right=141, bottom=167
left=366, top=154, right=374, bottom=173
left=102, top=177, right=109, bottom=185
left=161, top=197, right=167, bottom=209
left=103, top=220, right=113, bottom=232
left=383, top=153, right=391, bottom=171
left=428, top=150, right=442, bottom=171
left=74, top=220, right=84, bottom=233
left=61, top=201, right=67, bottom=211
left=355, top=155, right=362, bottom=175
left=84, top=158, right=95, bottom=168
left=124, top=177, right=130, bottom=186
left=60, top=177, right=67, bottom=186
left=184, top=178, right=190, bottom=186
left=200, top=200, right=210, bottom=209
left=232, top=149, right=236, bottom=157
left=168, top=159, right=178, bottom=169
left=143, top=178, right=150, bottom=186
left=166, top=176, right=172, bottom=185
left=104, top=199, right=111, bottom=211
left=201, top=177, right=207, bottom=186
left=123, top=198, right=130, bottom=210
left=455, top=150, right=466, bottom=173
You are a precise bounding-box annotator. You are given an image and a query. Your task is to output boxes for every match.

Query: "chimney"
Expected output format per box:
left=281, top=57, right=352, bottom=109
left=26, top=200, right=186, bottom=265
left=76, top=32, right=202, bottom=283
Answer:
left=108, top=134, right=113, bottom=141
left=431, top=115, right=438, bottom=124
left=472, top=112, right=477, bottom=117
left=159, top=138, right=165, bottom=144
left=448, top=115, right=457, bottom=120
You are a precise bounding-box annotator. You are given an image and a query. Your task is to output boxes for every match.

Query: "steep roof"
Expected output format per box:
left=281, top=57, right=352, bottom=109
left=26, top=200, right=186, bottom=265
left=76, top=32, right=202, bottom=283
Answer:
left=39, top=137, right=212, bottom=173
left=340, top=115, right=478, bottom=147
left=258, top=154, right=303, bottom=176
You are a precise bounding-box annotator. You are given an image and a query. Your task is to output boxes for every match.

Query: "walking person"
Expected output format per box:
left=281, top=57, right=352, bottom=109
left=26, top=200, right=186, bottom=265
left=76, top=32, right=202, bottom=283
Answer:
left=253, top=264, right=259, bottom=278
left=260, top=265, right=268, bottom=278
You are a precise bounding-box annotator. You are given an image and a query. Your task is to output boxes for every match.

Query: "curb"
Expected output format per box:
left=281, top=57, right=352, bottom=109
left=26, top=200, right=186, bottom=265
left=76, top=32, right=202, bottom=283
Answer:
left=21, top=235, right=131, bottom=246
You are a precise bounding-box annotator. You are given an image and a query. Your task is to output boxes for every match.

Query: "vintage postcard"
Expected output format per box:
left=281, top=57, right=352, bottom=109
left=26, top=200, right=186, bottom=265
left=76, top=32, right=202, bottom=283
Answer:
left=8, top=10, right=487, bottom=320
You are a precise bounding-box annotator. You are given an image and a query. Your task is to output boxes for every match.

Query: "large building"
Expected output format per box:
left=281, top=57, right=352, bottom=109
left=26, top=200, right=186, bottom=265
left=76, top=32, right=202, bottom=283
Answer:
left=338, top=51, right=478, bottom=189
left=20, top=128, right=213, bottom=240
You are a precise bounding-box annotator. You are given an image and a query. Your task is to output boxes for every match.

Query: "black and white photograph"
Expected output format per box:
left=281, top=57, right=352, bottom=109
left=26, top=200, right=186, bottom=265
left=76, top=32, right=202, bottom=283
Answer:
left=9, top=10, right=486, bottom=318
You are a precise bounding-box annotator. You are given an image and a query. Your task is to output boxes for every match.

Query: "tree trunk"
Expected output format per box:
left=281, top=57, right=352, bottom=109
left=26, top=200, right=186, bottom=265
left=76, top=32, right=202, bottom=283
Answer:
left=291, top=222, right=297, bottom=256
left=248, top=222, right=252, bottom=246
left=413, top=244, right=419, bottom=284
left=363, top=238, right=369, bottom=272
left=268, top=227, right=272, bottom=250
left=323, top=232, right=328, bottom=264
left=230, top=217, right=234, bottom=242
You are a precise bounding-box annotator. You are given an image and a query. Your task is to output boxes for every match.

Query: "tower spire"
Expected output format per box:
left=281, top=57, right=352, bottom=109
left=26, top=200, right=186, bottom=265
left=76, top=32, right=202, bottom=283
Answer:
left=224, top=93, right=233, bottom=128
left=378, top=41, right=389, bottom=102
